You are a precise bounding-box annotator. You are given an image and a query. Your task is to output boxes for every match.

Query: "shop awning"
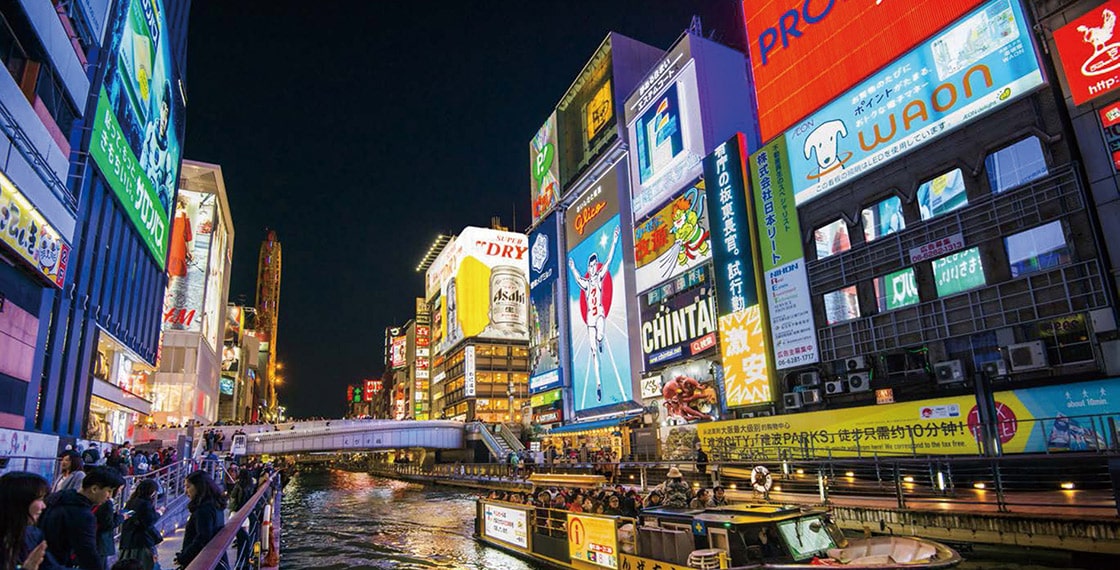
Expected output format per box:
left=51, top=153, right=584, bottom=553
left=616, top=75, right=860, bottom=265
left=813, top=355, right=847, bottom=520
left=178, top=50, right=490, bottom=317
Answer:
left=547, top=416, right=631, bottom=434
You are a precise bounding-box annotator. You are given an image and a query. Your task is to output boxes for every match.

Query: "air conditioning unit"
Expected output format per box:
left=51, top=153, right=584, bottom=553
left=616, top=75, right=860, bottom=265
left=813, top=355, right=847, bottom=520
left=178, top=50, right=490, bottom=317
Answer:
left=798, top=371, right=821, bottom=387
left=1007, top=340, right=1048, bottom=372
left=982, top=359, right=1008, bottom=378
left=847, top=372, right=871, bottom=393
left=801, top=389, right=823, bottom=405
left=824, top=380, right=846, bottom=395
left=934, top=360, right=965, bottom=385
left=783, top=392, right=803, bottom=410
left=846, top=356, right=869, bottom=371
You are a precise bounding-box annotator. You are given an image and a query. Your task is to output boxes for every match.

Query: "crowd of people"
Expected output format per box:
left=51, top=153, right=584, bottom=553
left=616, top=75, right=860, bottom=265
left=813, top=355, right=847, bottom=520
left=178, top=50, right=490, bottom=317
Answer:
left=484, top=466, right=729, bottom=516
left=505, top=442, right=623, bottom=481
left=1, top=450, right=288, bottom=570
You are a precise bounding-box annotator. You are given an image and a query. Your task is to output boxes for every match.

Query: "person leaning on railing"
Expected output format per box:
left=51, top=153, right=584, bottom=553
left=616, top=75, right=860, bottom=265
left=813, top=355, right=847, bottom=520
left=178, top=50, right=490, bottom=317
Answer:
left=175, top=471, right=229, bottom=569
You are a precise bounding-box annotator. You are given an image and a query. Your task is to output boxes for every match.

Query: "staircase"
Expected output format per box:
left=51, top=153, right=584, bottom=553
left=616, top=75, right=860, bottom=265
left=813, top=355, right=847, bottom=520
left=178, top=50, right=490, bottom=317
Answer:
left=469, top=422, right=524, bottom=462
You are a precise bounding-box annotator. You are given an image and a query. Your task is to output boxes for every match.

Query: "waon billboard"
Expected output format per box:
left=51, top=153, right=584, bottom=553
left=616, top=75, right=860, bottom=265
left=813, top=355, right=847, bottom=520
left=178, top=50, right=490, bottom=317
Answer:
left=745, top=0, right=984, bottom=142
left=1054, top=0, right=1120, bottom=105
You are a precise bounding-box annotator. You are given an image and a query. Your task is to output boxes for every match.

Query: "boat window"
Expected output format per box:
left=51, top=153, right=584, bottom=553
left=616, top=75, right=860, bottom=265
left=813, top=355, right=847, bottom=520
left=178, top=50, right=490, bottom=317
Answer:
left=775, top=516, right=837, bottom=561
left=662, top=521, right=691, bottom=534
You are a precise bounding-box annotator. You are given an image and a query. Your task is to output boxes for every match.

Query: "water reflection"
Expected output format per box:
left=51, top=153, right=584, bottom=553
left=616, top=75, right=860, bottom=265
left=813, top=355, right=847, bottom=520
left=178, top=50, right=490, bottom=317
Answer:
left=280, top=469, right=540, bottom=569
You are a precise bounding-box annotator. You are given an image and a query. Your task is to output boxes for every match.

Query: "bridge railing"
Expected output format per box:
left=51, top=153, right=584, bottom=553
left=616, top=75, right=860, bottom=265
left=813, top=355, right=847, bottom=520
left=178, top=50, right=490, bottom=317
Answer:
left=184, top=472, right=283, bottom=570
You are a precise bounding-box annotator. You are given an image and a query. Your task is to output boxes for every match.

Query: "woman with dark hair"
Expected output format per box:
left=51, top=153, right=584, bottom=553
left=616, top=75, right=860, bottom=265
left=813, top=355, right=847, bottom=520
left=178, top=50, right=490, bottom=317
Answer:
left=118, top=480, right=161, bottom=570
left=174, top=471, right=228, bottom=569
left=0, top=472, right=55, bottom=570
left=50, top=452, right=84, bottom=495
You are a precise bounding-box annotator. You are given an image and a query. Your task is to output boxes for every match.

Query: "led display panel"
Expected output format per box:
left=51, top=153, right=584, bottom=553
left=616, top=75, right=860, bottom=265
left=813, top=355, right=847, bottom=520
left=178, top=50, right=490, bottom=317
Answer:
left=632, top=180, right=712, bottom=294
left=1005, top=221, right=1071, bottom=278
left=918, top=169, right=968, bottom=221
left=762, top=0, right=1043, bottom=206
left=875, top=268, right=919, bottom=312
left=1053, top=0, right=1120, bottom=105
left=90, top=0, right=185, bottom=268
left=862, top=196, right=906, bottom=243
left=162, top=190, right=216, bottom=333
left=823, top=286, right=860, bottom=325
left=813, top=219, right=850, bottom=260
left=529, top=113, right=560, bottom=223
left=932, top=247, right=986, bottom=297
left=529, top=213, right=562, bottom=394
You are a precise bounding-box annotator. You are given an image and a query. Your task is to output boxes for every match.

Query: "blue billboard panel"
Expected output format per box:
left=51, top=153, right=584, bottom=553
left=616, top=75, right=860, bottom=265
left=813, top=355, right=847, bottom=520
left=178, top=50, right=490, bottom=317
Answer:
left=781, top=0, right=1044, bottom=206
left=566, top=215, right=633, bottom=412
left=529, top=213, right=562, bottom=394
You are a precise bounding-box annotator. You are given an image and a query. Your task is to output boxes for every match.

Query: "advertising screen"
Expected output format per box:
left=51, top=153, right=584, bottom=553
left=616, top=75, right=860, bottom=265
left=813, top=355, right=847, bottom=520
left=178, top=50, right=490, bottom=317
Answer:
left=221, top=346, right=239, bottom=372
left=0, top=171, right=70, bottom=287
left=483, top=503, right=529, bottom=549
left=529, top=214, right=561, bottom=393
left=745, top=0, right=986, bottom=142
left=1005, top=221, right=1070, bottom=278
left=567, top=513, right=618, bottom=569
left=862, top=196, right=906, bottom=243
left=557, top=39, right=616, bottom=191
left=162, top=190, right=217, bottom=333
left=224, top=305, right=243, bottom=343
left=633, top=181, right=712, bottom=294
left=626, top=38, right=706, bottom=219
left=824, top=286, right=860, bottom=326
left=747, top=137, right=820, bottom=369
left=766, top=0, right=1042, bottom=207
left=918, top=169, right=968, bottom=221
left=219, top=376, right=234, bottom=396
left=90, top=0, right=184, bottom=268
left=875, top=268, right=920, bottom=311
left=530, top=113, right=560, bottom=223
left=202, top=204, right=228, bottom=352
left=932, top=247, right=986, bottom=297
left=1054, top=0, right=1120, bottom=105
left=389, top=335, right=408, bottom=369
left=640, top=282, right=717, bottom=370
left=651, top=358, right=721, bottom=422
left=425, top=228, right=529, bottom=355
left=813, top=219, right=851, bottom=260
left=566, top=167, right=633, bottom=412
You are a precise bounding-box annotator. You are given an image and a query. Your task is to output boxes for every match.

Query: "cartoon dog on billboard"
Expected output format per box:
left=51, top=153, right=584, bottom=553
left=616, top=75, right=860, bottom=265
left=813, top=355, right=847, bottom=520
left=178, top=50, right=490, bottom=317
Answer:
left=803, top=119, right=852, bottom=185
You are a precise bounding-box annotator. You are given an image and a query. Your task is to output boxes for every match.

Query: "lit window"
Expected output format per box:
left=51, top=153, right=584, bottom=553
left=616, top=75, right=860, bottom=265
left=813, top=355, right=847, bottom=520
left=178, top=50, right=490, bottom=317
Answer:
left=814, top=219, right=850, bottom=259
left=985, top=137, right=1048, bottom=194
left=861, top=196, right=906, bottom=242
left=874, top=268, right=919, bottom=312
left=932, top=248, right=985, bottom=297
left=1005, top=221, right=1071, bottom=278
left=917, top=169, right=967, bottom=221
left=823, top=286, right=860, bottom=325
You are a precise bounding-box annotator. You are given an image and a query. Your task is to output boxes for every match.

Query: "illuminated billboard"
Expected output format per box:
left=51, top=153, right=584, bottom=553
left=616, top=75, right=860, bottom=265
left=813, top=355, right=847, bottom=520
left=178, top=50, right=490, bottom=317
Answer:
left=90, top=0, right=185, bottom=268
left=557, top=38, right=616, bottom=191
left=565, top=165, right=634, bottom=412
left=529, top=213, right=562, bottom=394
left=647, top=358, right=721, bottom=423
left=1053, top=0, right=1120, bottom=105
left=769, top=0, right=1044, bottom=206
left=625, top=38, right=705, bottom=219
left=389, top=335, right=408, bottom=369
left=530, top=113, right=560, bottom=223
left=633, top=180, right=712, bottom=294
left=162, top=190, right=216, bottom=334
left=744, top=0, right=986, bottom=142
left=748, top=137, right=819, bottom=369
left=0, top=170, right=70, bottom=287
left=425, top=227, right=529, bottom=355
left=639, top=276, right=717, bottom=370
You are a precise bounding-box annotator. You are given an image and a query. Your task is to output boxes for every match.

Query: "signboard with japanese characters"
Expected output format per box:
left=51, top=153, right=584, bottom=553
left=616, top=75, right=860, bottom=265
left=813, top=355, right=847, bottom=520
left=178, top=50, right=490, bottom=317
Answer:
left=910, top=233, right=965, bottom=263
left=1054, top=0, right=1120, bottom=105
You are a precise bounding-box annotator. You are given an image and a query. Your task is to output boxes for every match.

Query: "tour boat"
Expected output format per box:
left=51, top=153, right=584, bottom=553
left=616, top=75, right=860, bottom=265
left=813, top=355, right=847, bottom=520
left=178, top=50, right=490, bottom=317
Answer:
left=475, top=478, right=962, bottom=569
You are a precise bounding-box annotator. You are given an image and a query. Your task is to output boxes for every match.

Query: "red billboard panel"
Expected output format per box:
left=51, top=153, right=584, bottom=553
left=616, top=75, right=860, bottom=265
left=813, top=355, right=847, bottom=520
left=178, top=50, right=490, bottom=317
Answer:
left=745, top=0, right=984, bottom=142
left=1054, top=1, right=1120, bottom=105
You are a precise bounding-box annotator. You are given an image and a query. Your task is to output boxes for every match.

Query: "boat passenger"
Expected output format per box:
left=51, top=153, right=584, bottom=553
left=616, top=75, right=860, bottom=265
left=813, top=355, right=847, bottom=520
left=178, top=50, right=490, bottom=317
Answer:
left=689, top=488, right=712, bottom=510
left=602, top=495, right=622, bottom=516
left=711, top=486, right=728, bottom=506
left=662, top=467, right=691, bottom=508
left=644, top=490, right=663, bottom=508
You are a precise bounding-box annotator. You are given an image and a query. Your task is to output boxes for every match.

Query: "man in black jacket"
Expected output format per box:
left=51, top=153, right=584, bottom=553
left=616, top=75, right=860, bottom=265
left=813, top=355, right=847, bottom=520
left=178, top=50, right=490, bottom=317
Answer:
left=39, top=467, right=125, bottom=570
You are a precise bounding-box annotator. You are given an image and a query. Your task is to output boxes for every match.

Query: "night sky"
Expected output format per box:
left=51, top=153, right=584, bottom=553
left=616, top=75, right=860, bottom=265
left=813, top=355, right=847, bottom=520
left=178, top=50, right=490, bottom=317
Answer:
left=183, top=1, right=746, bottom=419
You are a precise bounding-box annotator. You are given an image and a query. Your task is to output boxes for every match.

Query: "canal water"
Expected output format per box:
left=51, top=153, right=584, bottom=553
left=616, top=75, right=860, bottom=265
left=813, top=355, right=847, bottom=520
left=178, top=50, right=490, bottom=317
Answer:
left=280, top=469, right=1100, bottom=570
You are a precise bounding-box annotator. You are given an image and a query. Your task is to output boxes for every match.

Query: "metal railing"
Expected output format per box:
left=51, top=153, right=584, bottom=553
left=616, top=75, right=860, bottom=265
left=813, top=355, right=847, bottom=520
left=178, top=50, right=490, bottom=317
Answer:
left=185, top=473, right=282, bottom=570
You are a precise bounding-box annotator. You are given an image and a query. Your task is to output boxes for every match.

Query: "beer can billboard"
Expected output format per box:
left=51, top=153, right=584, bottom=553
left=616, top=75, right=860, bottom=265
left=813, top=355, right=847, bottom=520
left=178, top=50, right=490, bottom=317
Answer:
left=565, top=162, right=635, bottom=412
left=529, top=213, right=563, bottom=394
left=425, top=227, right=530, bottom=355
left=744, top=0, right=986, bottom=142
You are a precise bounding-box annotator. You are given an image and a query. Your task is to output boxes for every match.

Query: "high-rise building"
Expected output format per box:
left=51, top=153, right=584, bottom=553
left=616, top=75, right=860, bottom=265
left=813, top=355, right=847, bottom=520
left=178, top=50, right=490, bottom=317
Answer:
left=148, top=160, right=234, bottom=426
left=256, top=230, right=282, bottom=415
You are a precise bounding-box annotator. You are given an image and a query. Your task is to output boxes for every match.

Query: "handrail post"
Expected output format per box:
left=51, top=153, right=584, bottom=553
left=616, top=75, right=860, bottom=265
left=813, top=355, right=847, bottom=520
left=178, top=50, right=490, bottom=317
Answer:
left=993, top=458, right=1009, bottom=513
left=894, top=461, right=906, bottom=509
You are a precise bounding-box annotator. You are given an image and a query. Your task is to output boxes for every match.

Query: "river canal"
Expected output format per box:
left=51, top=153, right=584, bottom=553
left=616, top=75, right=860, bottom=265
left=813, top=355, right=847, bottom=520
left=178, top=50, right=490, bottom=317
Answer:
left=279, top=469, right=1101, bottom=569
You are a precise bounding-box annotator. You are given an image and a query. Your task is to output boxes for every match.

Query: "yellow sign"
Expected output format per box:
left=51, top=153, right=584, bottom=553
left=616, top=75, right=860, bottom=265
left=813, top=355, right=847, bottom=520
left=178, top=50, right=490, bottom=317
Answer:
left=719, top=307, right=770, bottom=407
left=567, top=513, right=618, bottom=569
left=698, top=393, right=983, bottom=457
left=0, top=170, right=69, bottom=287
left=586, top=79, right=613, bottom=142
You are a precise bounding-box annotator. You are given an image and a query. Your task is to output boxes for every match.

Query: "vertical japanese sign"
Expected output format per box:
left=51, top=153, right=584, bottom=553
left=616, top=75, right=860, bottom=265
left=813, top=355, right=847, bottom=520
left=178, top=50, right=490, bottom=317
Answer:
left=750, top=139, right=820, bottom=369
left=703, top=134, right=773, bottom=407
left=529, top=213, right=563, bottom=394
left=464, top=345, right=476, bottom=398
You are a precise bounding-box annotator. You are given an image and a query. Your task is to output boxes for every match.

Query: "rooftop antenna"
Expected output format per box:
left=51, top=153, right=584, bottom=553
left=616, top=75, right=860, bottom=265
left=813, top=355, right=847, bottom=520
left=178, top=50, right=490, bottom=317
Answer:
left=689, top=15, right=702, bottom=36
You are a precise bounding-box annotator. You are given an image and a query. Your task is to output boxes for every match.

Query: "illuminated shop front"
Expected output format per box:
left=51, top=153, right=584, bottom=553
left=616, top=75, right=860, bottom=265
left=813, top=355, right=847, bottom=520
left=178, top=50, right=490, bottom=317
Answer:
left=542, top=417, right=634, bottom=460
left=431, top=341, right=530, bottom=423
left=88, top=330, right=154, bottom=443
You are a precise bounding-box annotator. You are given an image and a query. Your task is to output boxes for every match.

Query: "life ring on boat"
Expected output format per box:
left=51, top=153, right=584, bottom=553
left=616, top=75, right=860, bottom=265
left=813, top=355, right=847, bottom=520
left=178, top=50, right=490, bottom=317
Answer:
left=751, top=465, right=772, bottom=494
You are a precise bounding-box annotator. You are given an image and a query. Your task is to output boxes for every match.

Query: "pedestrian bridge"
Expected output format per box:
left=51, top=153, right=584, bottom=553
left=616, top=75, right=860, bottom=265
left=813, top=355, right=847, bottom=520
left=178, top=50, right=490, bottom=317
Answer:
left=244, top=420, right=465, bottom=455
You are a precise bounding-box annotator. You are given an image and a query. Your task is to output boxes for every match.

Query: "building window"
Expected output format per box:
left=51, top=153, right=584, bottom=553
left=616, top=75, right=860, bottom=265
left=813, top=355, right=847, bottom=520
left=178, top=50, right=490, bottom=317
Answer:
left=813, top=219, right=850, bottom=260
left=932, top=247, right=985, bottom=297
left=0, top=12, right=30, bottom=83
left=1004, top=221, right=1071, bottom=278
left=874, top=268, right=919, bottom=312
left=861, top=195, right=905, bottom=242
left=823, top=286, right=860, bottom=325
left=985, top=137, right=1048, bottom=194
left=917, top=169, right=967, bottom=221
left=35, top=65, right=78, bottom=138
